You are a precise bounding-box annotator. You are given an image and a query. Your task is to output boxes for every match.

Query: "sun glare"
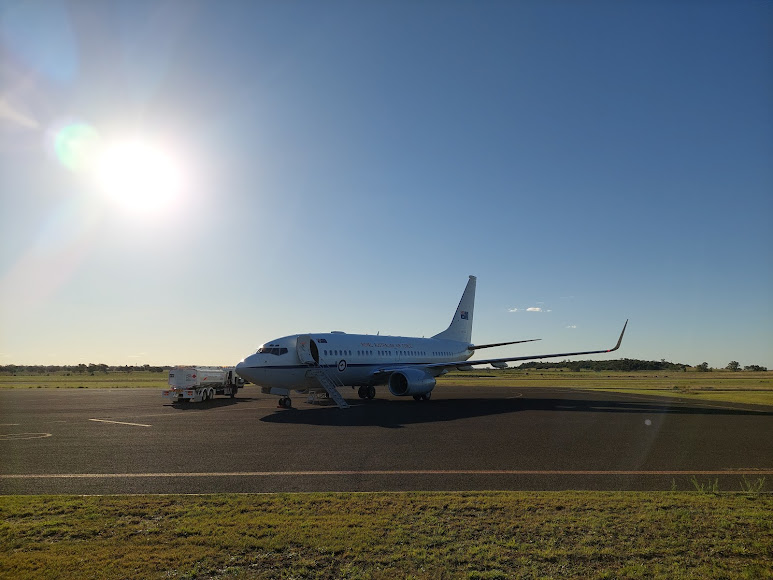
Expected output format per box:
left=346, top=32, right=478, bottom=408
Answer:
left=95, top=140, right=182, bottom=212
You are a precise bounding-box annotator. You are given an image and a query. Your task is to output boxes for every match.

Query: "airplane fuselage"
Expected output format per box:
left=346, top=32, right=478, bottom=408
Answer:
left=235, top=332, right=473, bottom=396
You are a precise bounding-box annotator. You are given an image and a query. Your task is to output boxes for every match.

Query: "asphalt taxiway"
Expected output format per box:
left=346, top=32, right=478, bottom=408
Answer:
left=1, top=385, right=771, bottom=494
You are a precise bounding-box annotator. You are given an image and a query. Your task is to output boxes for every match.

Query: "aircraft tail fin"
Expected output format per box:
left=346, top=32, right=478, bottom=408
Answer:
left=432, top=275, right=476, bottom=343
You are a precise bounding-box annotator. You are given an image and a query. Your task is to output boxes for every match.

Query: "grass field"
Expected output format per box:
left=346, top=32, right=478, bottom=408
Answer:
left=0, top=371, right=167, bottom=389
left=1, top=369, right=772, bottom=407
left=1, top=492, right=771, bottom=579
left=440, top=370, right=773, bottom=407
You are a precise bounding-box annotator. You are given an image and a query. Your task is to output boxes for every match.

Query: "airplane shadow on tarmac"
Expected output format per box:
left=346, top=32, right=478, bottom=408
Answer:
left=165, top=397, right=259, bottom=411
left=259, top=395, right=773, bottom=429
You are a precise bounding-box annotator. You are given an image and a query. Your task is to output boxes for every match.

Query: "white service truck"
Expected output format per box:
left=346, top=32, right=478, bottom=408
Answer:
left=162, top=366, right=244, bottom=403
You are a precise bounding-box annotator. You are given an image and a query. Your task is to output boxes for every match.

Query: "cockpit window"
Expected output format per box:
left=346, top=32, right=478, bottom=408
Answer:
left=257, top=347, right=288, bottom=356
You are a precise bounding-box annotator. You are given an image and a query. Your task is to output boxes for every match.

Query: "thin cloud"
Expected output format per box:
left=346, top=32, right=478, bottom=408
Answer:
left=566, top=325, right=577, bottom=329
left=508, top=306, right=552, bottom=313
left=0, top=99, right=40, bottom=130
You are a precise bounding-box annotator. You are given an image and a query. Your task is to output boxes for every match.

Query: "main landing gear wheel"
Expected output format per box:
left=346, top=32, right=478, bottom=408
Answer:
left=278, top=397, right=292, bottom=409
left=367, top=386, right=376, bottom=399
left=413, top=393, right=432, bottom=402
left=358, top=386, right=377, bottom=400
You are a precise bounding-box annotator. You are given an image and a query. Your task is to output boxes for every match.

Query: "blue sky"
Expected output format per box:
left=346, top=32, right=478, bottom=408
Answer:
left=1, top=1, right=771, bottom=368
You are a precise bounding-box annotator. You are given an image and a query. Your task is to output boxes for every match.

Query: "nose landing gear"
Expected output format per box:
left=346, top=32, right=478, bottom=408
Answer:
left=357, top=386, right=376, bottom=400
left=277, top=397, right=292, bottom=408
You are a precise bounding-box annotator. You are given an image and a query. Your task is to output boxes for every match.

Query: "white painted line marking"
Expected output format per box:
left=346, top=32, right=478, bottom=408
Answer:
left=0, top=433, right=52, bottom=441
left=89, top=419, right=152, bottom=427
left=1, top=469, right=771, bottom=479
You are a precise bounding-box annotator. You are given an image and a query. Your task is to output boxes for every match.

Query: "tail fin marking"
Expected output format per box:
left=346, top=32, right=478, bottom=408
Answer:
left=431, top=275, right=476, bottom=343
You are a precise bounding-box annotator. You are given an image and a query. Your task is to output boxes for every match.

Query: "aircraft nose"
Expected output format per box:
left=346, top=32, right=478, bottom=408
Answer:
left=235, top=357, right=251, bottom=378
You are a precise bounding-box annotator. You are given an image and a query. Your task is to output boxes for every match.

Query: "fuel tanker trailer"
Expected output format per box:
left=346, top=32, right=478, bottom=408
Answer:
left=162, top=366, right=243, bottom=403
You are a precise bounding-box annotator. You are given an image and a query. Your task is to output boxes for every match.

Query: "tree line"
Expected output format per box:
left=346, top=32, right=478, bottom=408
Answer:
left=0, top=364, right=169, bottom=375
left=514, top=358, right=767, bottom=372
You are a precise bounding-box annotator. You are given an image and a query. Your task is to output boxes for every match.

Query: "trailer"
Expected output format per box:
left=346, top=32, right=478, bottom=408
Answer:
left=162, top=366, right=244, bottom=403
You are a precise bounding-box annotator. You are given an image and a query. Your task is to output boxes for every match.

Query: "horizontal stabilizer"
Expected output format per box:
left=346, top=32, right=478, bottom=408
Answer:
left=469, top=339, right=540, bottom=351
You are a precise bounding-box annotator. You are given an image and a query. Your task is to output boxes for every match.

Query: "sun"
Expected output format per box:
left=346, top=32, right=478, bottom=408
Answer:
left=95, top=139, right=183, bottom=212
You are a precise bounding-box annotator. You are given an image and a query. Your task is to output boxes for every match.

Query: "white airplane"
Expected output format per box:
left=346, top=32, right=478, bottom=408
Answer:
left=235, top=276, right=627, bottom=408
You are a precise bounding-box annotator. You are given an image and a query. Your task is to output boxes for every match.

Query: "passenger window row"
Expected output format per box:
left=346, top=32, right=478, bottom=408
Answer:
left=323, top=349, right=353, bottom=357
left=259, top=345, right=458, bottom=358
left=320, top=349, right=456, bottom=358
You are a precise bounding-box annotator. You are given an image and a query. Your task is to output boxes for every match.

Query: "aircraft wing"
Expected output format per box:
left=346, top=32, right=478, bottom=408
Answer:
left=423, top=319, right=628, bottom=372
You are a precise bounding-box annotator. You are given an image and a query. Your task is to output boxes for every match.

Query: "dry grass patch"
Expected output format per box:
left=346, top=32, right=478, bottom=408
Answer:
left=2, top=492, right=772, bottom=579
left=439, top=370, right=773, bottom=407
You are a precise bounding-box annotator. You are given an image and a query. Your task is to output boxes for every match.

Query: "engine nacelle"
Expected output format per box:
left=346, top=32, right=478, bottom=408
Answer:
left=388, top=368, right=436, bottom=397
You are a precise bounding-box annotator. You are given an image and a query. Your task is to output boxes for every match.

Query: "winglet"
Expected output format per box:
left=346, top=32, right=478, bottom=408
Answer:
left=608, top=319, right=628, bottom=352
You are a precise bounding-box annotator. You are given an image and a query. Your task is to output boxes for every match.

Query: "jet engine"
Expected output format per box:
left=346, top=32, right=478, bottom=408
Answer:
left=388, top=368, right=436, bottom=396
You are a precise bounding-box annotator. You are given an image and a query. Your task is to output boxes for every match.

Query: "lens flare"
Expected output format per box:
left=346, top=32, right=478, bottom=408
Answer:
left=53, top=123, right=100, bottom=172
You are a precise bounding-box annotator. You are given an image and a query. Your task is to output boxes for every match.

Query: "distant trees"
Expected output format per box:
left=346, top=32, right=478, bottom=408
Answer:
left=87, top=364, right=109, bottom=375
left=0, top=365, right=170, bottom=374
left=509, top=358, right=772, bottom=372
left=516, top=358, right=689, bottom=372
left=744, top=364, right=768, bottom=372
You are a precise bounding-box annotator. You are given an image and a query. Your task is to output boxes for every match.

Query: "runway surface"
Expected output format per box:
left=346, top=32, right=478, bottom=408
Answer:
left=1, top=385, right=771, bottom=494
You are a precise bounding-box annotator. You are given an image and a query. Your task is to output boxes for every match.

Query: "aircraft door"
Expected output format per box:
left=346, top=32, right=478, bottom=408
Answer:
left=296, top=335, right=319, bottom=365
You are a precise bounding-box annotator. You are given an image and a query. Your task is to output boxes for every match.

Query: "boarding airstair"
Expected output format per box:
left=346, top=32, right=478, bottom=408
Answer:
left=296, top=335, right=350, bottom=409
left=305, top=367, right=350, bottom=409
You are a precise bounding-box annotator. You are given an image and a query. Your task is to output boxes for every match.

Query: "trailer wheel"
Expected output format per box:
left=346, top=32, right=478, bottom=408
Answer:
left=208, top=388, right=215, bottom=400
left=201, top=390, right=208, bottom=402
